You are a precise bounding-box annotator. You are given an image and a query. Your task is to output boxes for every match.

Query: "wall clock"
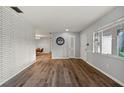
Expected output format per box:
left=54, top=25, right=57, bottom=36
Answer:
left=56, top=37, right=65, bottom=45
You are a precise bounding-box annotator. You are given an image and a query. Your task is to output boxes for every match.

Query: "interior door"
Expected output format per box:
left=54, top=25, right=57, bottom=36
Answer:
left=81, top=33, right=87, bottom=61
left=68, top=35, right=75, bottom=58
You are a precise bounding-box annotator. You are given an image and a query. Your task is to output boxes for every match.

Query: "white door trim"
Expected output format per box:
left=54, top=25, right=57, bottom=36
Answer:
left=68, top=35, right=75, bottom=58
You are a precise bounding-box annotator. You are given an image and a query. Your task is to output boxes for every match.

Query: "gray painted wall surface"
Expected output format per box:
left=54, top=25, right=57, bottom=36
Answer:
left=52, top=32, right=80, bottom=59
left=80, top=6, right=124, bottom=85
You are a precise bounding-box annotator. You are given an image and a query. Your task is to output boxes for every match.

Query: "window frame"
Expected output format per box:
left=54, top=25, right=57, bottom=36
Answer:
left=92, top=17, right=124, bottom=60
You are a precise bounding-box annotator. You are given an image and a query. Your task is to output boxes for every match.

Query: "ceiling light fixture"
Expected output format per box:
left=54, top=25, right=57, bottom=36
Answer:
left=65, top=29, right=69, bottom=31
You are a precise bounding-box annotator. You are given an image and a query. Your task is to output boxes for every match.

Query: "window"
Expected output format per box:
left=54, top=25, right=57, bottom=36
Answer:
left=93, top=32, right=101, bottom=53
left=93, top=19, right=124, bottom=58
left=117, top=28, right=124, bottom=57
left=102, top=31, right=112, bottom=54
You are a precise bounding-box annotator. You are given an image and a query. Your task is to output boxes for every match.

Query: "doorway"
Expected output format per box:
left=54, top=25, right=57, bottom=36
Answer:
left=68, top=35, right=75, bottom=58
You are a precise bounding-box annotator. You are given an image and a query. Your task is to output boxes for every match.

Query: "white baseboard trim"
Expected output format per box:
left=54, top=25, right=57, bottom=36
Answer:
left=80, top=57, right=87, bottom=62
left=71, top=57, right=81, bottom=59
left=52, top=57, right=68, bottom=59
left=52, top=57, right=80, bottom=59
left=0, top=60, right=35, bottom=86
left=80, top=58, right=124, bottom=86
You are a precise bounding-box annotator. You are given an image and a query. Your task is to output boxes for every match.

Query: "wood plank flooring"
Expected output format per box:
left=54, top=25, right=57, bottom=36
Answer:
left=1, top=53, right=121, bottom=87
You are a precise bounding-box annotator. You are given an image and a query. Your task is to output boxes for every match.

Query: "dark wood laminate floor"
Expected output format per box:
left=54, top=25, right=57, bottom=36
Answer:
left=1, top=53, right=121, bottom=87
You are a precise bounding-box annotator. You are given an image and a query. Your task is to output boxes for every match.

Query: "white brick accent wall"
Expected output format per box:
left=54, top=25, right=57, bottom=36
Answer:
left=0, top=7, right=2, bottom=83
left=0, top=7, right=36, bottom=85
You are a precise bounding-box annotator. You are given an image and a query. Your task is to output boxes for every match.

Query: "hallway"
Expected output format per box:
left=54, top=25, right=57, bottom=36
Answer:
left=1, top=6, right=124, bottom=87
left=2, top=53, right=121, bottom=87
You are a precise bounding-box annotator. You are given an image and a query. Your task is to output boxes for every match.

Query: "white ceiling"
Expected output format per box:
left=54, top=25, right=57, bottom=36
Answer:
left=19, top=6, right=115, bottom=34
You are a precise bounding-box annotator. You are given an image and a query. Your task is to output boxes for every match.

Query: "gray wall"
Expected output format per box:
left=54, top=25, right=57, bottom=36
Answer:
left=80, top=6, right=124, bottom=85
left=52, top=32, right=80, bottom=59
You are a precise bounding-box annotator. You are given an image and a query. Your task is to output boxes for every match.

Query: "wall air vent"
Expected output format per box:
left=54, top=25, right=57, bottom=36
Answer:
left=11, top=7, right=23, bottom=13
